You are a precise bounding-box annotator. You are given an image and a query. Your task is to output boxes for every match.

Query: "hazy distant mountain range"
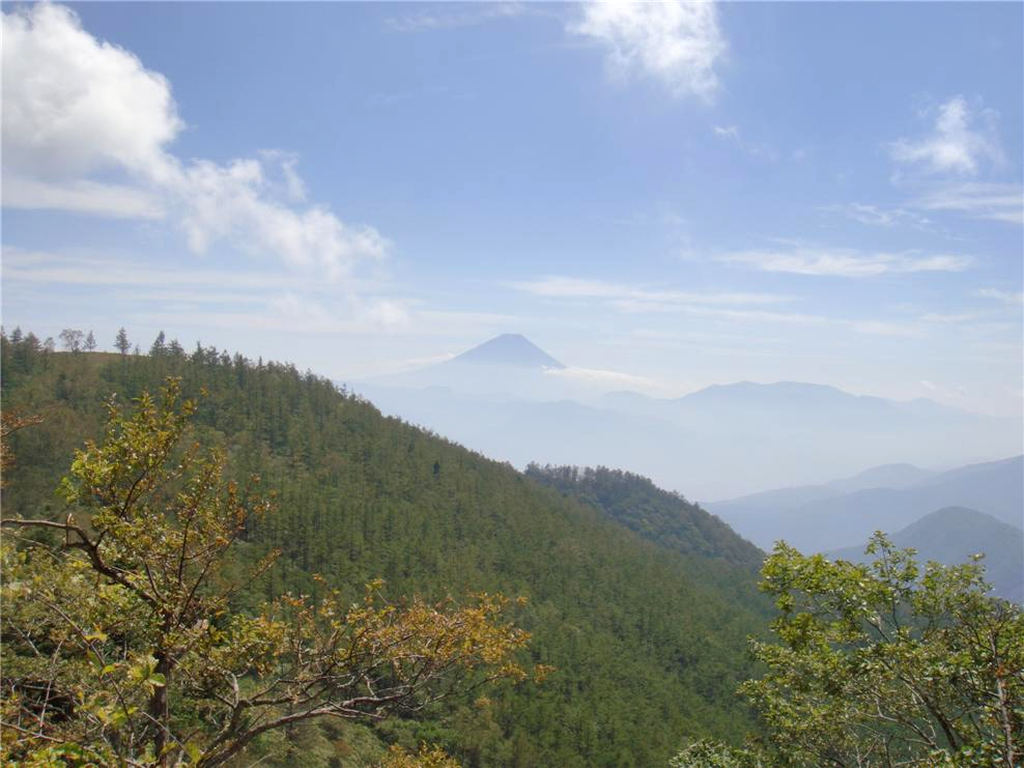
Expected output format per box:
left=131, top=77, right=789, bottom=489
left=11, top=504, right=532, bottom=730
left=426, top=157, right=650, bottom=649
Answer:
left=707, top=455, right=1023, bottom=552
left=829, top=507, right=1024, bottom=603
left=354, top=334, right=1023, bottom=501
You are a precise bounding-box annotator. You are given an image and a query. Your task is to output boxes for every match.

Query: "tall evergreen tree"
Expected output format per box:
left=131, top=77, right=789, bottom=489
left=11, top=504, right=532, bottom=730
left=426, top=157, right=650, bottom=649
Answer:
left=114, top=327, right=131, bottom=355
left=150, top=330, right=167, bottom=356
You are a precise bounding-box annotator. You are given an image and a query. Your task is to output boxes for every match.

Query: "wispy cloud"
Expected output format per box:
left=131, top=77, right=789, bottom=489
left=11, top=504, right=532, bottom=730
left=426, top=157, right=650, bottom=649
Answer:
left=569, top=0, right=725, bottom=99
left=911, top=182, right=1023, bottom=225
left=682, top=306, right=924, bottom=337
left=511, top=276, right=792, bottom=312
left=2, top=3, right=387, bottom=280
left=713, top=124, right=739, bottom=140
left=2, top=248, right=525, bottom=340
left=385, top=3, right=527, bottom=33
left=544, top=365, right=661, bottom=391
left=2, top=177, right=166, bottom=220
left=0, top=247, right=384, bottom=292
left=919, top=312, right=980, bottom=325
left=718, top=245, right=973, bottom=277
left=889, top=96, right=1003, bottom=177
left=509, top=274, right=929, bottom=336
left=975, top=288, right=1024, bottom=306
left=712, top=124, right=777, bottom=160
left=820, top=202, right=935, bottom=231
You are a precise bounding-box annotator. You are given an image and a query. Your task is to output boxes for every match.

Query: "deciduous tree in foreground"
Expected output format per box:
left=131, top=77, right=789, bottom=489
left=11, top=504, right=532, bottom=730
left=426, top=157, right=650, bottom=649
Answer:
left=1, top=380, right=533, bottom=767
left=673, top=538, right=1023, bottom=767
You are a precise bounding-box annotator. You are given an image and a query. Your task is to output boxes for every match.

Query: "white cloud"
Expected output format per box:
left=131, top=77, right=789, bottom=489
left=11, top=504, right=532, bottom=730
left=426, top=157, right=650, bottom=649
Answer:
left=512, top=276, right=791, bottom=311
left=919, top=379, right=968, bottom=400
left=570, top=0, right=725, bottom=99
left=399, top=352, right=458, bottom=368
left=386, top=3, right=526, bottom=32
left=847, top=320, right=923, bottom=337
left=266, top=293, right=410, bottom=333
left=975, top=288, right=1024, bottom=306
left=919, top=312, right=979, bottom=325
left=821, top=203, right=934, bottom=230
left=2, top=176, right=165, bottom=219
left=711, top=124, right=776, bottom=160
left=2, top=3, right=180, bottom=181
left=512, top=276, right=626, bottom=299
left=1, top=3, right=386, bottom=280
left=680, top=306, right=923, bottom=337
left=2, top=247, right=320, bottom=290
left=911, top=182, right=1023, bottom=225
left=719, top=246, right=972, bottom=277
left=889, top=96, right=1003, bottom=176
left=171, top=158, right=388, bottom=278
left=543, top=365, right=660, bottom=391
left=357, top=298, right=413, bottom=330
left=3, top=246, right=424, bottom=336
left=510, top=274, right=928, bottom=336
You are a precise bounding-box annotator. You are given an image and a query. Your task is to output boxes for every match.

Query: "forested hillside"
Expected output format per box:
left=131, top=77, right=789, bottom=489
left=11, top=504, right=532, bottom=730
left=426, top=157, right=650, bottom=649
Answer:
left=0, top=332, right=769, bottom=767
left=525, top=464, right=762, bottom=568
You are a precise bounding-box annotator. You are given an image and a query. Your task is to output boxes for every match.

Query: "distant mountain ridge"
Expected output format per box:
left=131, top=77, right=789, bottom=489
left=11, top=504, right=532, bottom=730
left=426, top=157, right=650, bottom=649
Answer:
left=358, top=335, right=1022, bottom=500
left=707, top=463, right=938, bottom=514
left=824, top=463, right=936, bottom=494
left=829, top=507, right=1024, bottom=604
left=606, top=380, right=990, bottom=427
left=708, top=455, right=1024, bottom=552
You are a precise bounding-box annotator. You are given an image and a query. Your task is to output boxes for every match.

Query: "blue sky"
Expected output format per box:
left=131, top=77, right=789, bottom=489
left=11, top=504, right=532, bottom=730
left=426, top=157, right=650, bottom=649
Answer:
left=2, top=1, right=1022, bottom=415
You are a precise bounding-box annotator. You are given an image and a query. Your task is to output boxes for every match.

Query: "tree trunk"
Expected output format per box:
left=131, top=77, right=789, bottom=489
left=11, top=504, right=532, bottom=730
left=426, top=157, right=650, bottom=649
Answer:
left=149, top=651, right=172, bottom=765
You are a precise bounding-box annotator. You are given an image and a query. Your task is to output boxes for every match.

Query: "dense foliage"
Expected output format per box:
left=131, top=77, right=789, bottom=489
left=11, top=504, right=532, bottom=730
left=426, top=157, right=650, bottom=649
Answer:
left=1, top=380, right=531, bottom=766
left=1, top=331, right=770, bottom=766
left=673, top=537, right=1024, bottom=767
left=524, top=464, right=763, bottom=567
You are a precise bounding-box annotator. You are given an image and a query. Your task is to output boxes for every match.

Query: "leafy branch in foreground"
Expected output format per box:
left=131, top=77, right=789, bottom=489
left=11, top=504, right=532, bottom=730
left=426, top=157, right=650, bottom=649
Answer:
left=1, top=379, right=535, bottom=766
left=672, top=536, right=1023, bottom=767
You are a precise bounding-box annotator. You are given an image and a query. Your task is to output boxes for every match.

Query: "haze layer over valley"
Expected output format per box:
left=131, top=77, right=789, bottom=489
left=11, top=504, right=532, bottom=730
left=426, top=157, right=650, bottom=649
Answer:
left=355, top=334, right=1022, bottom=501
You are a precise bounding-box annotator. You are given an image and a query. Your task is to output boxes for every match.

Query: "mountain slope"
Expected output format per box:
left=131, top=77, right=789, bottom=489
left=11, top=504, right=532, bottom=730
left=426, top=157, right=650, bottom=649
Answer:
left=525, top=465, right=762, bottom=570
left=709, top=456, right=1024, bottom=552
left=830, top=507, right=1024, bottom=603
left=824, top=463, right=936, bottom=494
left=448, top=333, right=565, bottom=369
left=707, top=462, right=938, bottom=517
left=1, top=336, right=769, bottom=768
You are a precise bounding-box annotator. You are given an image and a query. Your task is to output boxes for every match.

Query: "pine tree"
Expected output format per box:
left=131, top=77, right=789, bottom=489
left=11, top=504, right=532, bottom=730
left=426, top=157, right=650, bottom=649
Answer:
left=0, top=380, right=532, bottom=766
left=114, top=327, right=131, bottom=355
left=150, top=331, right=167, bottom=356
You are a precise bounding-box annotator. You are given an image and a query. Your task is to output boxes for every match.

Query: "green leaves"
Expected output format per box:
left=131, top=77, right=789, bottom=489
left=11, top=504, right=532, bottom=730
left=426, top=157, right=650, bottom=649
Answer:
left=128, top=655, right=166, bottom=693
left=734, top=535, right=1024, bottom=766
left=2, top=376, right=537, bottom=768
